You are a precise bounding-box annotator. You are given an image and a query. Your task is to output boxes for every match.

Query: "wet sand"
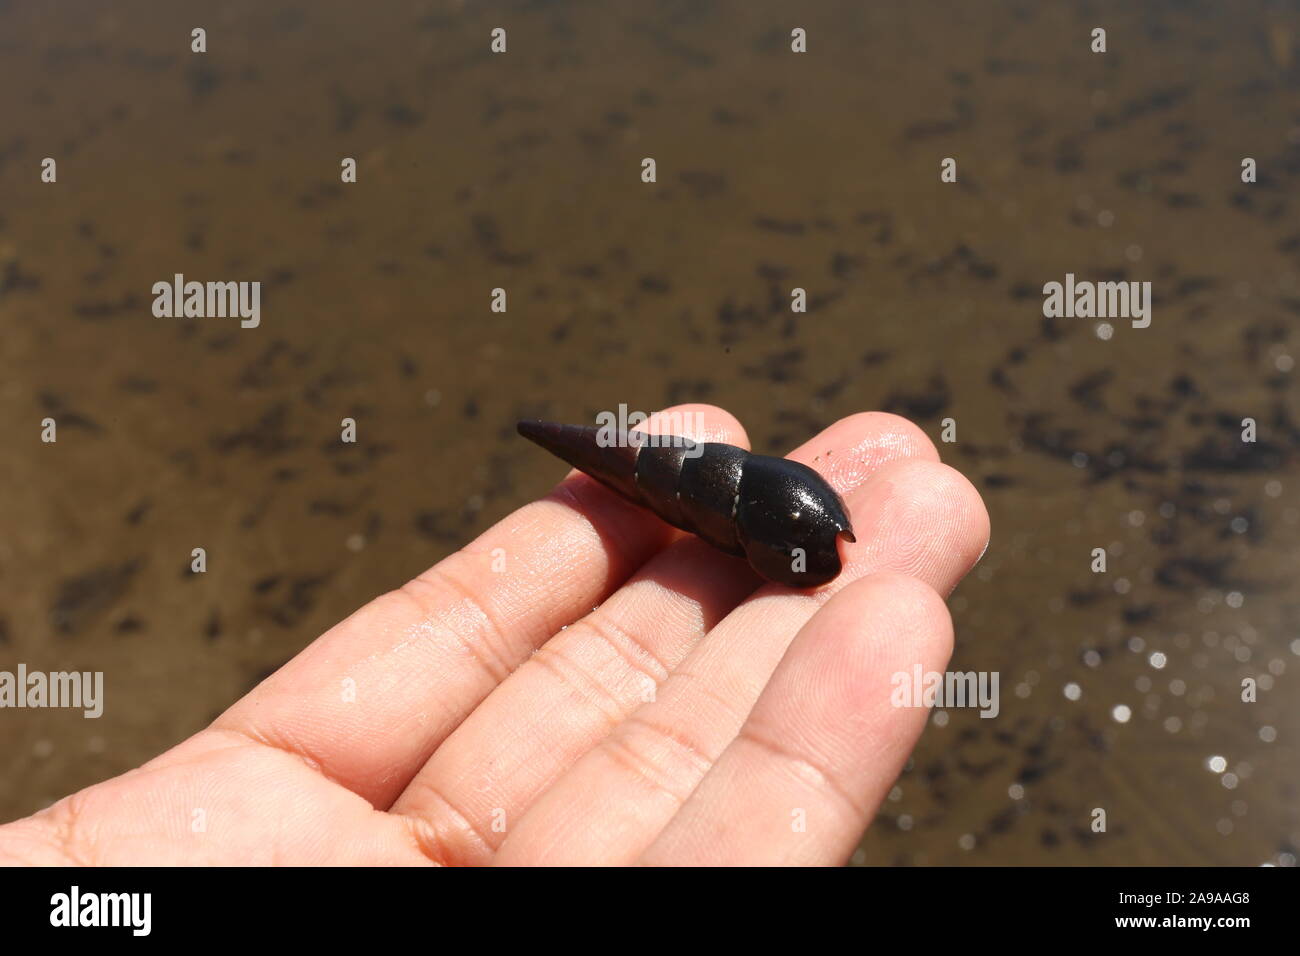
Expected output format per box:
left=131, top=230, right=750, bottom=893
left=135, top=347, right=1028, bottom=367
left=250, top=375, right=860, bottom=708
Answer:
left=0, top=0, right=1297, bottom=864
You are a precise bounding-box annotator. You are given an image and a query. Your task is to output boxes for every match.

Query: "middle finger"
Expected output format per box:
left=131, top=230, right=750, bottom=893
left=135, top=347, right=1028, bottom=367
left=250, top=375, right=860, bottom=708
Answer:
left=390, top=412, right=936, bottom=864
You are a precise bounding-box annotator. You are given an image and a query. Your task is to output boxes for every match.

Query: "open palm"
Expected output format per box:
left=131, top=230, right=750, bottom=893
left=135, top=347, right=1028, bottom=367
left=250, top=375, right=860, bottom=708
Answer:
left=1, top=406, right=988, bottom=866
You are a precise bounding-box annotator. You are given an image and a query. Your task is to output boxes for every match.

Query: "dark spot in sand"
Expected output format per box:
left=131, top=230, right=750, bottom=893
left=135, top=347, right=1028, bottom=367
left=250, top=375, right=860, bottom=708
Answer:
left=678, top=170, right=725, bottom=199
left=51, top=559, right=142, bottom=636
left=124, top=499, right=152, bottom=525
left=664, top=379, right=714, bottom=405
left=744, top=348, right=805, bottom=384
left=385, top=103, right=423, bottom=127
left=39, top=392, right=104, bottom=433
left=330, top=86, right=361, bottom=132
left=261, top=574, right=331, bottom=627
left=187, top=62, right=221, bottom=100
left=882, top=374, right=951, bottom=420
left=73, top=293, right=141, bottom=320
left=212, top=402, right=301, bottom=457
left=414, top=509, right=466, bottom=543
left=860, top=349, right=890, bottom=367
left=204, top=608, right=221, bottom=642
left=830, top=252, right=864, bottom=279
left=754, top=216, right=805, bottom=235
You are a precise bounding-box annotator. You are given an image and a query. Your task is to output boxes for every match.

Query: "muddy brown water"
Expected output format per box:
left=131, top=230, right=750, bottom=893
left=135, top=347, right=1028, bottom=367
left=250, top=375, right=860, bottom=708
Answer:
left=1, top=0, right=1297, bottom=865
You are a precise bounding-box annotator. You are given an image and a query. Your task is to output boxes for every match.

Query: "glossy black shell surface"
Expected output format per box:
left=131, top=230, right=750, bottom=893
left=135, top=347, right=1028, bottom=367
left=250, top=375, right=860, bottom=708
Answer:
left=517, top=420, right=854, bottom=588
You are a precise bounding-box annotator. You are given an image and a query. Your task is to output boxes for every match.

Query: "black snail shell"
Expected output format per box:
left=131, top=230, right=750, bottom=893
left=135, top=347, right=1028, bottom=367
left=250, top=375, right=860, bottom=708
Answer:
left=518, top=420, right=855, bottom=588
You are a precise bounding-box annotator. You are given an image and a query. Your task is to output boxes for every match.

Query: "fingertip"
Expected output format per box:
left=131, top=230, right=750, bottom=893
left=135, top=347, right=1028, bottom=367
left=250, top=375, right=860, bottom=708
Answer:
left=641, top=403, right=750, bottom=450
left=832, top=571, right=954, bottom=662
left=829, top=411, right=941, bottom=462
left=787, top=411, right=941, bottom=499
left=842, top=457, right=989, bottom=591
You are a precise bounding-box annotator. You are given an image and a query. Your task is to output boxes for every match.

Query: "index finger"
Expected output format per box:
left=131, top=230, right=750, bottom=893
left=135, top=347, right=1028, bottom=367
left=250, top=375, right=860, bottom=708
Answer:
left=207, top=404, right=749, bottom=808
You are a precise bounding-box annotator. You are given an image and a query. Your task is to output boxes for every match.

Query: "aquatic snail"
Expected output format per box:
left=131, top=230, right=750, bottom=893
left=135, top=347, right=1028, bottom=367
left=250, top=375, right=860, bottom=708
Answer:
left=517, top=420, right=855, bottom=588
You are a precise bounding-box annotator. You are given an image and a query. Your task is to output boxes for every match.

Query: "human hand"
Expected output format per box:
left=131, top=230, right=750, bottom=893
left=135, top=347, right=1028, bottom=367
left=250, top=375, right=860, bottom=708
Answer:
left=0, top=406, right=988, bottom=866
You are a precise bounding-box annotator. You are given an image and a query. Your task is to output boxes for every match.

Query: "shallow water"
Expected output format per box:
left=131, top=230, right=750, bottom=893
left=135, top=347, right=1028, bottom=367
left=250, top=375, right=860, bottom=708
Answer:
left=0, top=0, right=1297, bottom=864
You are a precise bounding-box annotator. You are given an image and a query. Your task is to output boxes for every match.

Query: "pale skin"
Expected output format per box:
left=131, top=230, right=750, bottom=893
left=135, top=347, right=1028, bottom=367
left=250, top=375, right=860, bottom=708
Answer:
left=0, top=406, right=989, bottom=866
